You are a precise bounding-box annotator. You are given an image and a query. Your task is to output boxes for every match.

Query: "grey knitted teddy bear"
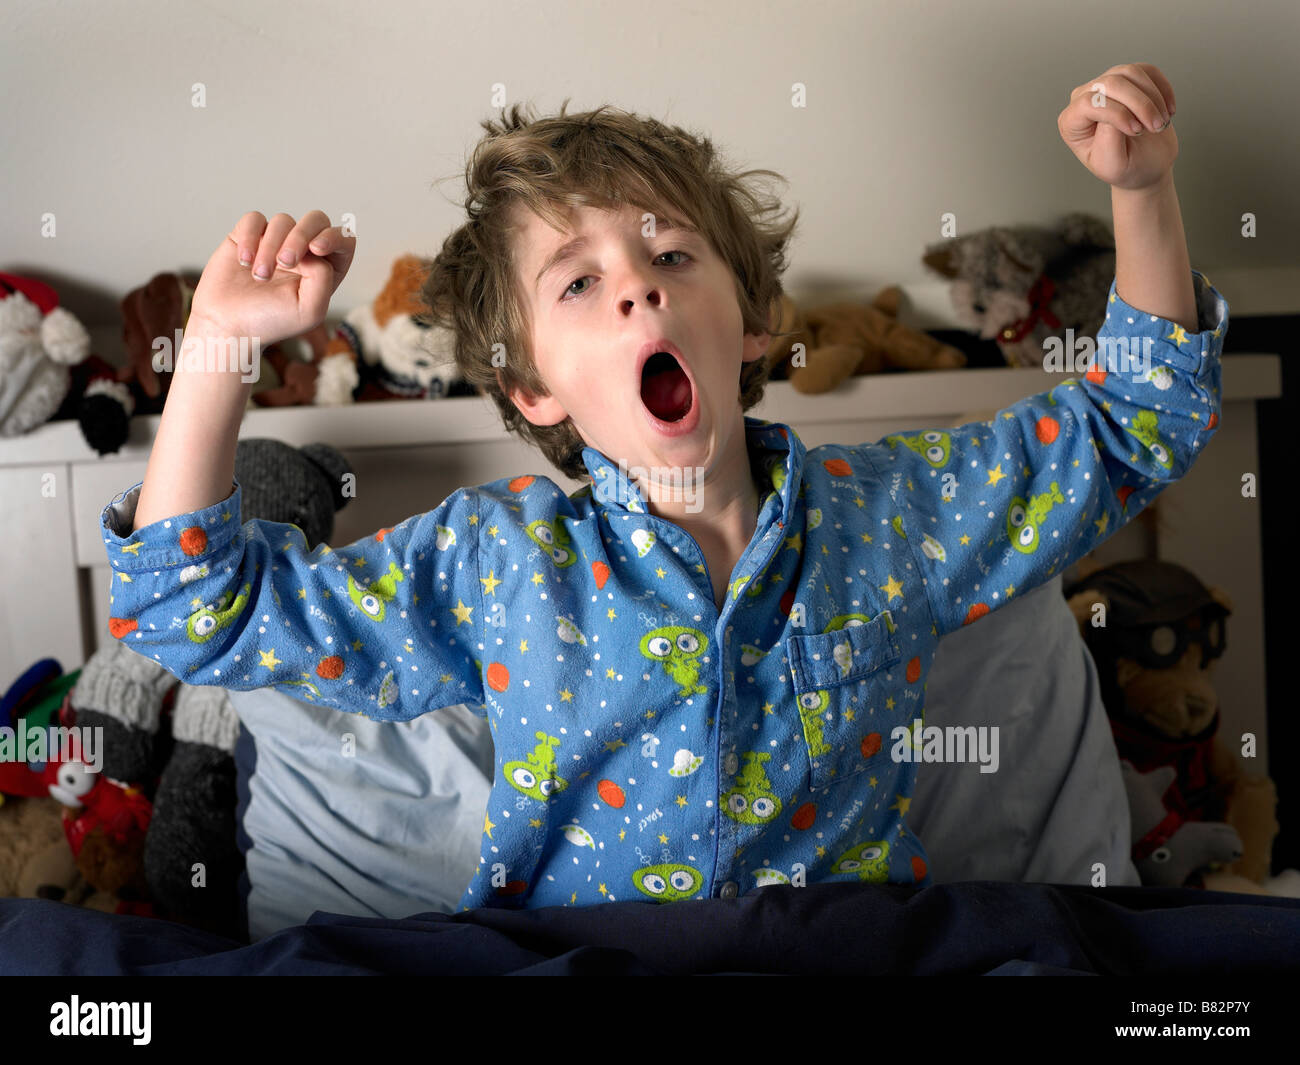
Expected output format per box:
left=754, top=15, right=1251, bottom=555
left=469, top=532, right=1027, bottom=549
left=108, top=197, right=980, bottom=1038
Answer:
left=921, top=212, right=1117, bottom=368
left=72, top=438, right=352, bottom=938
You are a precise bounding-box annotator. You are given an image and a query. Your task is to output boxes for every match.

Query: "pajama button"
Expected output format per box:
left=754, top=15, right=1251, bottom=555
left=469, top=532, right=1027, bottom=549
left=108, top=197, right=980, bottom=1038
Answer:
left=723, top=753, right=739, bottom=775
left=720, top=881, right=739, bottom=898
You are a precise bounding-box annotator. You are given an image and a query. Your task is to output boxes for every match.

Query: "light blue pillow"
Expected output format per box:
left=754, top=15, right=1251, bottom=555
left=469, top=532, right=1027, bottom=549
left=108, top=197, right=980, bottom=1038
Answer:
left=910, top=574, right=1140, bottom=888
left=231, top=691, right=493, bottom=940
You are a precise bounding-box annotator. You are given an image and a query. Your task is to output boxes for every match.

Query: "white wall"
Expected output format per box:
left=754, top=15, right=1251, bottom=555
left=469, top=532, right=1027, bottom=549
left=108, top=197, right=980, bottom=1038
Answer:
left=3, top=0, right=1298, bottom=330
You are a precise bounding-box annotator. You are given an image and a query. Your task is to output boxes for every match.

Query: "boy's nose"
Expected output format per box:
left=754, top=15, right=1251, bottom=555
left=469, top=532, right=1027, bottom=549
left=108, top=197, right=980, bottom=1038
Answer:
left=620, top=281, right=665, bottom=315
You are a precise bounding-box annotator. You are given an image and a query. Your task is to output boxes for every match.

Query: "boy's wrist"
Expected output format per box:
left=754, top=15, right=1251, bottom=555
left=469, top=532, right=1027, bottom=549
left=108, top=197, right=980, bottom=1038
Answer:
left=1112, top=169, right=1174, bottom=202
left=170, top=316, right=263, bottom=387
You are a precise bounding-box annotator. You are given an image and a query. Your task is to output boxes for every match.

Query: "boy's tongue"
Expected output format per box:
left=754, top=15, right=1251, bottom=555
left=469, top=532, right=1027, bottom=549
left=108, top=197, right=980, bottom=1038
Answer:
left=642, top=362, right=692, bottom=421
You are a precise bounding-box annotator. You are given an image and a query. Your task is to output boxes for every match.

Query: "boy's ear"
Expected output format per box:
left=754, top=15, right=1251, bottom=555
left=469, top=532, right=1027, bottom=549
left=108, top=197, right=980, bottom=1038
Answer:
left=743, top=329, right=771, bottom=365
left=497, top=368, right=568, bottom=427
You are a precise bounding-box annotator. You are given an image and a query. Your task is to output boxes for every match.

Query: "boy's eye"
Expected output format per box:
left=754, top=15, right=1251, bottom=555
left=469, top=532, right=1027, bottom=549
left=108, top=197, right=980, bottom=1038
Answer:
left=560, top=250, right=690, bottom=301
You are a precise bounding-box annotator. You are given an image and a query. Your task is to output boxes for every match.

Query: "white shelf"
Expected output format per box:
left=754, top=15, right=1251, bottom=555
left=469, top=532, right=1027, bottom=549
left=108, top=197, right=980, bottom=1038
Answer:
left=0, top=355, right=1281, bottom=468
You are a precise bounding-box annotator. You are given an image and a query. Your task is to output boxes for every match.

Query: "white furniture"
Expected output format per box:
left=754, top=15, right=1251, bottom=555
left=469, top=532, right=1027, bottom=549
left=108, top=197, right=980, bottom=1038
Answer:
left=0, top=356, right=1281, bottom=765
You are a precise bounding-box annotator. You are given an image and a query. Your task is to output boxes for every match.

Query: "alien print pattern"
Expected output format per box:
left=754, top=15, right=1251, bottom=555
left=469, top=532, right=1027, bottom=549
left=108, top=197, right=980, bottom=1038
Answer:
left=101, top=271, right=1227, bottom=909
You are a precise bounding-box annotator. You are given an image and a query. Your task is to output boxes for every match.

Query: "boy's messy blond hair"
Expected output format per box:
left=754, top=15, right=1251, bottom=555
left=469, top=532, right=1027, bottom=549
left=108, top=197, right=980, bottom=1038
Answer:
left=420, top=100, right=800, bottom=484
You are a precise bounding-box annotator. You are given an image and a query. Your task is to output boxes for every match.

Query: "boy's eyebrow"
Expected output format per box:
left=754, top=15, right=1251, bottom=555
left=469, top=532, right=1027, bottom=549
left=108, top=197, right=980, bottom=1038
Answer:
left=533, top=217, right=698, bottom=292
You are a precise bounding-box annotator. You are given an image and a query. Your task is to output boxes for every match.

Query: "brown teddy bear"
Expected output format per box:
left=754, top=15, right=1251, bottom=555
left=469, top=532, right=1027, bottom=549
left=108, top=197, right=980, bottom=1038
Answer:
left=1063, top=558, right=1285, bottom=894
left=765, top=288, right=966, bottom=393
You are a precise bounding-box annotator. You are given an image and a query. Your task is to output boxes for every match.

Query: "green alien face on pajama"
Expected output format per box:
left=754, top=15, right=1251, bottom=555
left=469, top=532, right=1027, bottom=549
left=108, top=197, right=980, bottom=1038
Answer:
left=640, top=626, right=709, bottom=697
left=633, top=863, right=703, bottom=902
left=347, top=560, right=405, bottom=622
left=721, top=751, right=783, bottom=824
left=1006, top=481, right=1065, bottom=555
left=1123, top=409, right=1173, bottom=471
left=185, top=583, right=251, bottom=643
left=503, top=731, right=569, bottom=802
left=832, top=840, right=891, bottom=882
left=885, top=429, right=952, bottom=469
left=526, top=518, right=577, bottom=568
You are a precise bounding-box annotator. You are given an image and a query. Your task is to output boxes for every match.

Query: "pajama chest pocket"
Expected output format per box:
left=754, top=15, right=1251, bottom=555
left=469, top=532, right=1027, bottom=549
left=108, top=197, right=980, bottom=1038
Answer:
left=784, top=611, right=902, bottom=792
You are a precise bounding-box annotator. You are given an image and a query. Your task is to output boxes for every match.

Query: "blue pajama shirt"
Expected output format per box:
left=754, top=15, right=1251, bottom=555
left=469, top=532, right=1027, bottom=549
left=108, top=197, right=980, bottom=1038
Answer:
left=101, top=270, right=1228, bottom=909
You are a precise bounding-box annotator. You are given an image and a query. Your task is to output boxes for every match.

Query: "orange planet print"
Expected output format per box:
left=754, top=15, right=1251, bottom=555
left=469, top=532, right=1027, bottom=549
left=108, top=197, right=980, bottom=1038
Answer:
left=906, top=656, right=921, bottom=683
left=486, top=662, right=510, bottom=692
left=109, top=617, right=137, bottom=639
left=860, top=733, right=882, bottom=759
left=592, top=561, right=611, bottom=589
left=597, top=779, right=626, bottom=808
left=823, top=458, right=852, bottom=477
left=508, top=475, right=535, bottom=493
left=1035, top=416, right=1059, bottom=445
left=791, top=802, right=817, bottom=830
left=963, top=603, right=990, bottom=625
left=316, top=656, right=344, bottom=679
left=179, top=526, right=207, bottom=556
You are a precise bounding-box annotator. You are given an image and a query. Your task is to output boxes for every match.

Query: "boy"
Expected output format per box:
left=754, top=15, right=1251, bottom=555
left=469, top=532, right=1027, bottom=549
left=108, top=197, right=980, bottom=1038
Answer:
left=102, top=64, right=1228, bottom=909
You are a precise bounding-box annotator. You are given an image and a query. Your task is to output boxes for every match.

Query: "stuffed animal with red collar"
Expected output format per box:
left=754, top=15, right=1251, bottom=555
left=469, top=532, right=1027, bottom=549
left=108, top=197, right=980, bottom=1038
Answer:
left=1064, top=559, right=1288, bottom=894
left=922, top=212, right=1116, bottom=368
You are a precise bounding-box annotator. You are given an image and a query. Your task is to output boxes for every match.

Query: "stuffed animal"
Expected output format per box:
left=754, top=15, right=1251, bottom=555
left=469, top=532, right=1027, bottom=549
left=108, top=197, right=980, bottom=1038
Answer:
left=1064, top=559, right=1290, bottom=894
left=0, top=658, right=151, bottom=911
left=765, top=289, right=966, bottom=393
left=0, top=272, right=92, bottom=437
left=70, top=437, right=354, bottom=937
left=922, top=212, right=1116, bottom=368
left=1119, top=759, right=1249, bottom=889
left=249, top=255, right=477, bottom=407
left=7, top=800, right=76, bottom=896
left=250, top=321, right=359, bottom=407
left=75, top=270, right=201, bottom=455
left=348, top=254, right=475, bottom=401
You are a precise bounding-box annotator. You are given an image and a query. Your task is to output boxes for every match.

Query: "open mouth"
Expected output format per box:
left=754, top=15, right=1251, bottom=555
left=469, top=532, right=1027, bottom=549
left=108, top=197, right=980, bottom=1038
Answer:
left=640, top=351, right=694, bottom=422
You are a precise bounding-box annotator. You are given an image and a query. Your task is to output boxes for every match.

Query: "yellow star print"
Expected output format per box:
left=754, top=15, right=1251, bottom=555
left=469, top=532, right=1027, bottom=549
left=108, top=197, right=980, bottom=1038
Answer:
left=484, top=812, right=495, bottom=839
left=879, top=575, right=904, bottom=602
left=986, top=464, right=1006, bottom=487
left=258, top=649, right=281, bottom=670
left=480, top=570, right=501, bottom=596
left=450, top=599, right=474, bottom=626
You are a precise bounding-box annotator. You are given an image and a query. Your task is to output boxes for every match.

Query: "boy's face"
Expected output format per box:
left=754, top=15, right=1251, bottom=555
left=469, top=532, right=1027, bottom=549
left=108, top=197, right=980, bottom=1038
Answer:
left=503, top=201, right=770, bottom=483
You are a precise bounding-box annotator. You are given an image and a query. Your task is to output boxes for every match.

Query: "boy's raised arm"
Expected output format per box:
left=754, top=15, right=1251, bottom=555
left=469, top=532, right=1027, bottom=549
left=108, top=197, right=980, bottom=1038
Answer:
left=102, top=212, right=488, bottom=720
left=134, top=210, right=354, bottom=529
left=856, top=63, right=1229, bottom=637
